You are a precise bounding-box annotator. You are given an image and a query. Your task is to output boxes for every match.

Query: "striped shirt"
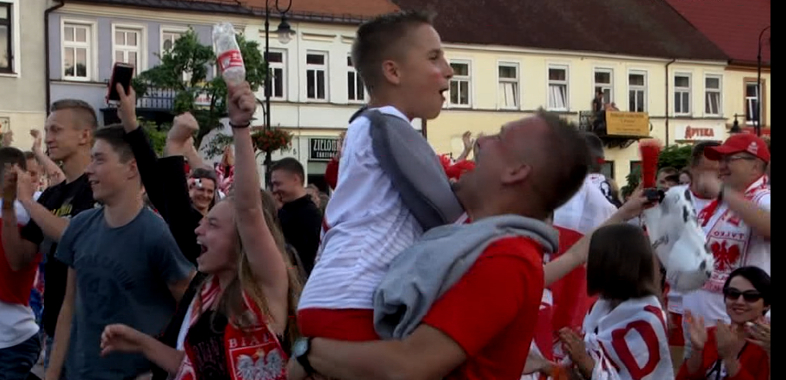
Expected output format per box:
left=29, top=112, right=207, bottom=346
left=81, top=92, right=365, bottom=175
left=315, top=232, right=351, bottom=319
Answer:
left=298, top=106, right=423, bottom=310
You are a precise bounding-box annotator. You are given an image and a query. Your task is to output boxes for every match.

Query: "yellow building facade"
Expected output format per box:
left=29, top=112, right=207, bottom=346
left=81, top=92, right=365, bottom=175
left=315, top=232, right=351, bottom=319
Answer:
left=723, top=65, right=770, bottom=133
left=429, top=43, right=730, bottom=181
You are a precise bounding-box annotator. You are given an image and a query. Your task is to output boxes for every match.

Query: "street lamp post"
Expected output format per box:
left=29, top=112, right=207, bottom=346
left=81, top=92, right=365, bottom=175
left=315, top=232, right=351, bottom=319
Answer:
left=755, top=25, right=770, bottom=137
left=263, top=0, right=295, bottom=187
left=730, top=114, right=743, bottom=134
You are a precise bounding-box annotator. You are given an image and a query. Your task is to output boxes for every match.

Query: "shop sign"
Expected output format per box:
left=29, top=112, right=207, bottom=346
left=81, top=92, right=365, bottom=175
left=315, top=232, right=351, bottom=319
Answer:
left=309, top=138, right=338, bottom=161
left=676, top=124, right=723, bottom=141
left=605, top=111, right=650, bottom=137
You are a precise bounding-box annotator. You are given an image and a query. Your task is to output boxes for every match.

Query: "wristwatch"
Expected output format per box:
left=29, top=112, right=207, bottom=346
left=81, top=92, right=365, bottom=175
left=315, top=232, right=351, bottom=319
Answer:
left=292, top=337, right=315, bottom=375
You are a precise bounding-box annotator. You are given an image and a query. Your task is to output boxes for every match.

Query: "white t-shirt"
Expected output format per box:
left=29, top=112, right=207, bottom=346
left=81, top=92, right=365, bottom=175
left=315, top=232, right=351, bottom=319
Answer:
left=298, top=106, right=424, bottom=310
left=0, top=198, right=39, bottom=349
left=682, top=181, right=770, bottom=326
left=554, top=175, right=616, bottom=235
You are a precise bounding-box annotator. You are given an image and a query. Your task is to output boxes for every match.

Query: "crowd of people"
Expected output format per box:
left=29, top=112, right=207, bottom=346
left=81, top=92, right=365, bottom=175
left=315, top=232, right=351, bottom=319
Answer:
left=0, top=9, right=770, bottom=380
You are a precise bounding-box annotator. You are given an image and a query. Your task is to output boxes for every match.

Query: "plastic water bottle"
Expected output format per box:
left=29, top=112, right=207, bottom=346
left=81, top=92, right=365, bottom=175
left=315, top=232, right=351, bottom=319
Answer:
left=212, top=22, right=245, bottom=86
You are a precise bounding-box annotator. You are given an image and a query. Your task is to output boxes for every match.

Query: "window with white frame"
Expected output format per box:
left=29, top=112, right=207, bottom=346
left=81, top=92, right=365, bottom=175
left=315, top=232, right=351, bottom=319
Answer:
left=0, top=3, right=11, bottom=73
left=548, top=66, right=568, bottom=110
left=594, top=69, right=613, bottom=104
left=628, top=71, right=647, bottom=112
left=113, top=27, right=142, bottom=69
left=268, top=50, right=285, bottom=99
left=704, top=75, right=722, bottom=116
left=498, top=63, right=519, bottom=108
left=674, top=74, right=691, bottom=115
left=347, top=56, right=364, bottom=102
left=161, top=30, right=183, bottom=52
left=745, top=82, right=760, bottom=125
left=306, top=52, right=327, bottom=100
left=63, top=22, right=92, bottom=80
left=449, top=61, right=471, bottom=106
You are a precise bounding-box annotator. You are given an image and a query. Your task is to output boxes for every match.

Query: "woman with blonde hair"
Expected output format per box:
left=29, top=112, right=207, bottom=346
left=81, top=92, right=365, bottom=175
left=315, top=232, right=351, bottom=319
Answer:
left=99, top=82, right=301, bottom=380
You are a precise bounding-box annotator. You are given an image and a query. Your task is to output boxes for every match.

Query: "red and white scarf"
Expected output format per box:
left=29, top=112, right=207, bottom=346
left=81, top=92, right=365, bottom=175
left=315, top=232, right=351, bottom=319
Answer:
left=697, top=176, right=769, bottom=294
left=575, top=296, right=673, bottom=380
left=174, top=276, right=287, bottom=380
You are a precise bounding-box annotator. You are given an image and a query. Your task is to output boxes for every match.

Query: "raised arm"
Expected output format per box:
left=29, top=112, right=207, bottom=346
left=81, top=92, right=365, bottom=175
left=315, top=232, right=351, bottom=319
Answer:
left=454, top=131, right=473, bottom=162
left=116, top=85, right=203, bottom=264
left=30, top=129, right=66, bottom=185
left=544, top=190, right=649, bottom=286
left=17, top=166, right=69, bottom=241
left=227, top=82, right=289, bottom=333
left=116, top=84, right=168, bottom=215
left=695, top=171, right=770, bottom=239
left=1, top=166, right=39, bottom=271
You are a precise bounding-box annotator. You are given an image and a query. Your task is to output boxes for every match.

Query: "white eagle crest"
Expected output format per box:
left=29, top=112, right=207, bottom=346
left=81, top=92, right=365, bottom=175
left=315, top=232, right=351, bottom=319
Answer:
left=236, top=350, right=284, bottom=380
left=642, top=186, right=714, bottom=292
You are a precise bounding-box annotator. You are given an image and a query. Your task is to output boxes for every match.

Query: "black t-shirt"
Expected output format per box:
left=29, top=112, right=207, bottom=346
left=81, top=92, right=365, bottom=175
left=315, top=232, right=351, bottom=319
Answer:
left=186, top=310, right=231, bottom=380
left=21, top=173, right=95, bottom=336
left=278, top=195, right=322, bottom=276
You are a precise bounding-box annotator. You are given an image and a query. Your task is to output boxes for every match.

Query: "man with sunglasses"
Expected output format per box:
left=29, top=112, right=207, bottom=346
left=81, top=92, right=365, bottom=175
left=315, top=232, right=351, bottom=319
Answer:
left=682, top=133, right=770, bottom=357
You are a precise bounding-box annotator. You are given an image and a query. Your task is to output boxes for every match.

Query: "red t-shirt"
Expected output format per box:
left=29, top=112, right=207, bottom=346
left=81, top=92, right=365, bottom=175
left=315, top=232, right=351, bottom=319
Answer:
left=0, top=223, right=41, bottom=305
left=550, top=226, right=595, bottom=332
left=676, top=327, right=769, bottom=380
left=421, top=236, right=544, bottom=380
left=325, top=157, right=339, bottom=190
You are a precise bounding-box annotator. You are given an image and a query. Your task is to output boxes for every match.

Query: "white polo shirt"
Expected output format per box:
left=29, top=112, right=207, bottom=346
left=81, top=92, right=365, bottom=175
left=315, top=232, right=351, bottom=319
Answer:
left=298, top=106, right=423, bottom=310
left=682, top=179, right=770, bottom=326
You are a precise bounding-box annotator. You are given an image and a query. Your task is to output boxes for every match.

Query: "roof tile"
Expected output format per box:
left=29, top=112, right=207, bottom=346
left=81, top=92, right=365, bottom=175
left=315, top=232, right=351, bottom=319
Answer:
left=663, top=0, right=769, bottom=64
left=393, top=0, right=729, bottom=61
left=240, top=0, right=399, bottom=19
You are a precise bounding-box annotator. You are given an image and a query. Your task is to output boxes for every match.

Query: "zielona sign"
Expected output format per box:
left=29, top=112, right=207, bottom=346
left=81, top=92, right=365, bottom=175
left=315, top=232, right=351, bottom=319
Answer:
left=309, top=138, right=338, bottom=161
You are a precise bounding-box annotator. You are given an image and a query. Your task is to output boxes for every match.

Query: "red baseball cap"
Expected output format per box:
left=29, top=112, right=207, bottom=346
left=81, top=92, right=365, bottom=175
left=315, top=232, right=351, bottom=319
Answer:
left=705, top=133, right=770, bottom=163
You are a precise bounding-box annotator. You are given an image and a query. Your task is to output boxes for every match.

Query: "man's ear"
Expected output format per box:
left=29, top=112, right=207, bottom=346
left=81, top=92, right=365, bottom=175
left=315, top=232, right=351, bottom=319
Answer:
left=501, top=163, right=532, bottom=185
left=126, top=159, right=139, bottom=180
left=79, top=129, right=92, bottom=146
left=381, top=59, right=401, bottom=86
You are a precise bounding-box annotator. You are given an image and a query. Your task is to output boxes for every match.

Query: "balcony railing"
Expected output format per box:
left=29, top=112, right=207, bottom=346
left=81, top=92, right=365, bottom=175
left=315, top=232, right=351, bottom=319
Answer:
left=580, top=110, right=651, bottom=149
left=136, top=87, right=178, bottom=110
left=101, top=87, right=178, bottom=126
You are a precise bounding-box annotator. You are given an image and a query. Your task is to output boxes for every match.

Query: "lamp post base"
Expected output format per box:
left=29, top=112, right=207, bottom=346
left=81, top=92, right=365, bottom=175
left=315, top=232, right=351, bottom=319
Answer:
left=264, top=150, right=272, bottom=189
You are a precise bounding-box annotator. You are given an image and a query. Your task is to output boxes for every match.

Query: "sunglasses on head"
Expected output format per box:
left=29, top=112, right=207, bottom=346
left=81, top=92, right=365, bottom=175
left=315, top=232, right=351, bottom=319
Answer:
left=723, top=287, right=763, bottom=302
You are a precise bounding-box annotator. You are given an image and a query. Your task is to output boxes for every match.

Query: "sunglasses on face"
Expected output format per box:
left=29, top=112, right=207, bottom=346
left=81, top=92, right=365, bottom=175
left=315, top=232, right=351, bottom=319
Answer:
left=724, top=287, right=763, bottom=302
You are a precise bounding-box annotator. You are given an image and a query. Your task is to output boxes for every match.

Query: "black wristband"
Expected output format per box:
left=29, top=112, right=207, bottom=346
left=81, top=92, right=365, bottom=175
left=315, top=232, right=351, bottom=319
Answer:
left=229, top=121, right=251, bottom=129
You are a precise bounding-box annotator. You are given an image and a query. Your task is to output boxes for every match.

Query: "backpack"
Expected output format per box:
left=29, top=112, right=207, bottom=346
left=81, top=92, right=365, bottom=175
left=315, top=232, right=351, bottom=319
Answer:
left=362, top=109, right=464, bottom=231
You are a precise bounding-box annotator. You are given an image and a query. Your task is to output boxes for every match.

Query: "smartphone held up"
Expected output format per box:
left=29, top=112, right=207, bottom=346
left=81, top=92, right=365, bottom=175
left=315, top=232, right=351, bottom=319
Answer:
left=107, top=62, right=135, bottom=103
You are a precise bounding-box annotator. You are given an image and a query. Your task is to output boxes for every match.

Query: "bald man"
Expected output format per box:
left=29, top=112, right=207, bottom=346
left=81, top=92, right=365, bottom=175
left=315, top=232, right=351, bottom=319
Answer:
left=288, top=109, right=591, bottom=380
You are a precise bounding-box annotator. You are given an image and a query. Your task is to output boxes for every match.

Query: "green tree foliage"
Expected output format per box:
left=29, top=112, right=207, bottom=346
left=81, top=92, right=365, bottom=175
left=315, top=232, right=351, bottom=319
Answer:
left=132, top=28, right=266, bottom=148
left=658, top=144, right=692, bottom=171
left=621, top=165, right=641, bottom=199
left=621, top=143, right=693, bottom=197
left=139, top=119, right=168, bottom=156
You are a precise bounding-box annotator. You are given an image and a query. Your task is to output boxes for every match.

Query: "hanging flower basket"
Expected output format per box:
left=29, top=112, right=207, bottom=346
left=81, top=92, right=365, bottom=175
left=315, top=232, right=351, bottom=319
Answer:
left=252, top=128, right=293, bottom=152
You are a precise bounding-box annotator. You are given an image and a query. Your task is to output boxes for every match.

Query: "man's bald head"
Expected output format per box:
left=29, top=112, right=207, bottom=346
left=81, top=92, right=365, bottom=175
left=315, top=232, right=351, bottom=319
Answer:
left=458, top=109, right=590, bottom=220
left=527, top=109, right=591, bottom=214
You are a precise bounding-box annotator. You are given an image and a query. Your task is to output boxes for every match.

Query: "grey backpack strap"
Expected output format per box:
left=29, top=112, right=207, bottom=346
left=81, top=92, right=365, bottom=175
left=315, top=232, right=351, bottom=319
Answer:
left=364, top=110, right=464, bottom=231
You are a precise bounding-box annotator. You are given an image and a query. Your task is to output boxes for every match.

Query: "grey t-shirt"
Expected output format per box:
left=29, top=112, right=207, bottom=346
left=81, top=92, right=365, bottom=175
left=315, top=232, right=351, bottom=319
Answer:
left=56, top=206, right=194, bottom=380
